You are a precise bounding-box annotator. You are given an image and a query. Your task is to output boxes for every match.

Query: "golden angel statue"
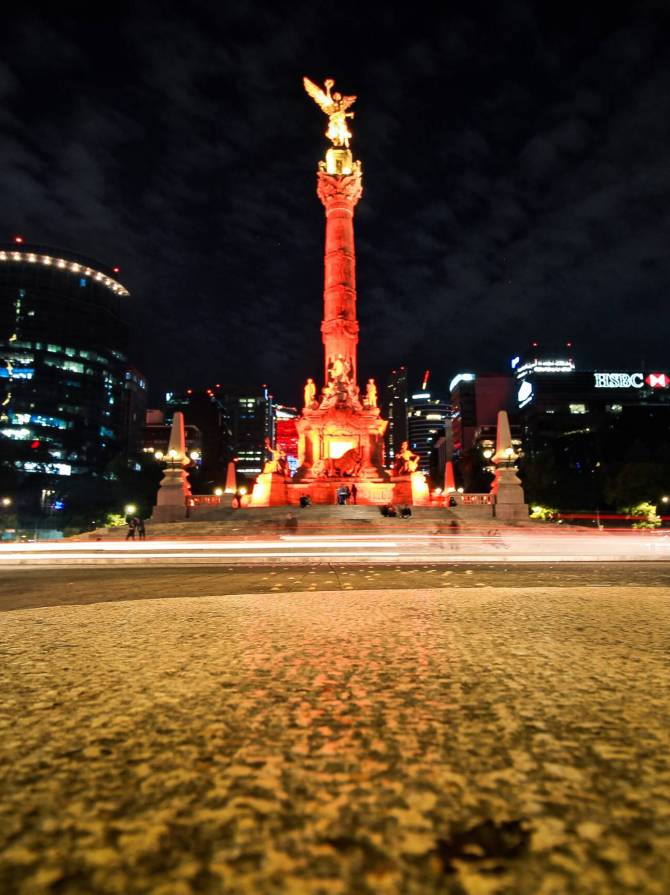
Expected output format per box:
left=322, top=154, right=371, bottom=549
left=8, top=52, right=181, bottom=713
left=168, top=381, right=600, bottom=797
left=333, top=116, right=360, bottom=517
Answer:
left=303, top=77, right=357, bottom=148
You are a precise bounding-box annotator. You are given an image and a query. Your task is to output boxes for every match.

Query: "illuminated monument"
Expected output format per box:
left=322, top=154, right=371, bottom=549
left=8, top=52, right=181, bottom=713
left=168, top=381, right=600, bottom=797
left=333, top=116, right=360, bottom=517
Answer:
left=251, top=78, right=427, bottom=506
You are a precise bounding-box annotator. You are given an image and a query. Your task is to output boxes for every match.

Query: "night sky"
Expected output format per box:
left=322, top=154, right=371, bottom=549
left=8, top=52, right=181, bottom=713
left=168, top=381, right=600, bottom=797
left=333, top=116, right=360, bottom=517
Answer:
left=3, top=2, right=670, bottom=405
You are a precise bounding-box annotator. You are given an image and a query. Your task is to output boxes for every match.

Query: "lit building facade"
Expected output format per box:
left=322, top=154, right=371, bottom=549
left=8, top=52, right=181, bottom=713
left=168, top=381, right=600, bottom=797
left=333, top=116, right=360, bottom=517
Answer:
left=0, top=240, right=143, bottom=520
left=407, top=388, right=450, bottom=474
left=275, top=405, right=299, bottom=475
left=447, top=371, right=519, bottom=491
left=166, top=388, right=229, bottom=481
left=220, top=386, right=274, bottom=477
left=142, top=409, right=202, bottom=459
left=166, top=384, right=274, bottom=479
left=514, top=359, right=670, bottom=453
left=511, top=344, right=670, bottom=507
left=384, top=366, right=408, bottom=463
left=448, top=372, right=515, bottom=456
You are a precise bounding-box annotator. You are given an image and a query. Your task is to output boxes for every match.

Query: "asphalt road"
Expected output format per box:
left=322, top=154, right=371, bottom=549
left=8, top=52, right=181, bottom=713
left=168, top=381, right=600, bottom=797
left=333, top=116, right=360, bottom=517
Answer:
left=2, top=562, right=670, bottom=611
left=1, top=567, right=669, bottom=894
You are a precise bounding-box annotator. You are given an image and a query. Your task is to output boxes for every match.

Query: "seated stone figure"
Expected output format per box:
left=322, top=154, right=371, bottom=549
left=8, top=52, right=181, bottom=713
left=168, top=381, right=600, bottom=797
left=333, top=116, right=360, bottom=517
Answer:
left=392, top=441, right=420, bottom=475
left=262, top=438, right=289, bottom=476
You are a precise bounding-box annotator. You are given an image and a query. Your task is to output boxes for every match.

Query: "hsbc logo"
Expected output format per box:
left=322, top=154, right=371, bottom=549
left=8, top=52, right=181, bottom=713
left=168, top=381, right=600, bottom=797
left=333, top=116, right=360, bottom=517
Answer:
left=593, top=372, right=670, bottom=389
left=646, top=373, right=669, bottom=388
left=594, top=373, right=643, bottom=388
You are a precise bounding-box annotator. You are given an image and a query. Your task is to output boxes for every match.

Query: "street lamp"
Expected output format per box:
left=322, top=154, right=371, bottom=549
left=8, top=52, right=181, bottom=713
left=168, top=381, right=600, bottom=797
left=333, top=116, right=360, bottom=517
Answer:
left=1, top=497, right=12, bottom=507
left=214, top=487, right=223, bottom=497
left=125, top=504, right=137, bottom=516
left=190, top=451, right=200, bottom=461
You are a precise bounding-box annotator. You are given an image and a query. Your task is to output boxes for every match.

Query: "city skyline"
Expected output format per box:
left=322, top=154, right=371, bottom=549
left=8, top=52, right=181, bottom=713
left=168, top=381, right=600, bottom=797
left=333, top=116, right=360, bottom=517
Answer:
left=2, top=3, right=669, bottom=405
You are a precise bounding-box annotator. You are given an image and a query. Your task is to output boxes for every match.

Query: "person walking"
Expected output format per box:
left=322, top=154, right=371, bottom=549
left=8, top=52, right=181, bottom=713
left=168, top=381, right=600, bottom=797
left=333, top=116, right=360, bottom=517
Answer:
left=125, top=516, right=137, bottom=541
left=136, top=517, right=146, bottom=540
left=351, top=483, right=358, bottom=504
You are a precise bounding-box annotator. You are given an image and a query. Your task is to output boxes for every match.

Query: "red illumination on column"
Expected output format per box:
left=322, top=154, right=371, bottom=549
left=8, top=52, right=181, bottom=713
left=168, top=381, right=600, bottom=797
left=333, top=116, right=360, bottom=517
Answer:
left=317, top=168, right=362, bottom=385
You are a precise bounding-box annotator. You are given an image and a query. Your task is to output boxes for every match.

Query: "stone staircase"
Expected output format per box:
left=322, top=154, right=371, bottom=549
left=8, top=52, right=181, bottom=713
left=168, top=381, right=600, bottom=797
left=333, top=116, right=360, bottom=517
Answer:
left=82, top=505, right=530, bottom=540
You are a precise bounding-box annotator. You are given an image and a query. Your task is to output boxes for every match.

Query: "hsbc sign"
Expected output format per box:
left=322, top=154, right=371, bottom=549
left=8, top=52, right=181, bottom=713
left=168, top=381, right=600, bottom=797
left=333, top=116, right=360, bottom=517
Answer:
left=594, top=372, right=643, bottom=388
left=593, top=372, right=669, bottom=389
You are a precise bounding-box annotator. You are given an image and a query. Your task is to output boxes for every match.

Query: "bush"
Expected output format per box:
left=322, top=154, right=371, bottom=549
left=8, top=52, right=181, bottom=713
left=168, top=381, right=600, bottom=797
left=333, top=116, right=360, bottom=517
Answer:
left=625, top=501, right=661, bottom=529
left=530, top=504, right=558, bottom=522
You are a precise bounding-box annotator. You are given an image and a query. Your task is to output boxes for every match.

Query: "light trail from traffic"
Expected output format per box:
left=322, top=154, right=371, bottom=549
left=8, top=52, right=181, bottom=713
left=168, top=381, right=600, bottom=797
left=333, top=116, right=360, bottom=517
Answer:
left=2, top=530, right=670, bottom=566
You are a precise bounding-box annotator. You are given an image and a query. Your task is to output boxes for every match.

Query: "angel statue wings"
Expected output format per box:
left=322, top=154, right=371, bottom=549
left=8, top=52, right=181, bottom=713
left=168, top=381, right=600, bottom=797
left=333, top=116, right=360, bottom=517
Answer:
left=303, top=77, right=357, bottom=148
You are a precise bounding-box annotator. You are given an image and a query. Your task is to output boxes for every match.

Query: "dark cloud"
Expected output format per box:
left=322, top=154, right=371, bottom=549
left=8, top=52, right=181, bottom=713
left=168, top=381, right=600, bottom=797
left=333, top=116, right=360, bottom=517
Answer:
left=1, top=1, right=669, bottom=403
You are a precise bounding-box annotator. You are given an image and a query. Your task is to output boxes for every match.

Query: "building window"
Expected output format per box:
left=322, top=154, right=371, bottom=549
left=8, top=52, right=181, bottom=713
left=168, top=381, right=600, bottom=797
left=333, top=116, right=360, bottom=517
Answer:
left=569, top=404, right=587, bottom=414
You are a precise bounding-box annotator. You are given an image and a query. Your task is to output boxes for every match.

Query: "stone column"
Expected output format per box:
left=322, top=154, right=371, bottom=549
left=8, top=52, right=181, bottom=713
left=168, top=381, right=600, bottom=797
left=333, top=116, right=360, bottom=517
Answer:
left=317, top=152, right=362, bottom=386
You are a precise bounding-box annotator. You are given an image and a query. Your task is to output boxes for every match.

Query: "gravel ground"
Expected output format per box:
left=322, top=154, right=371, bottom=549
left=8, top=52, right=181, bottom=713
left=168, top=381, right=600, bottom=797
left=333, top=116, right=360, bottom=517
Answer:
left=1, top=585, right=669, bottom=894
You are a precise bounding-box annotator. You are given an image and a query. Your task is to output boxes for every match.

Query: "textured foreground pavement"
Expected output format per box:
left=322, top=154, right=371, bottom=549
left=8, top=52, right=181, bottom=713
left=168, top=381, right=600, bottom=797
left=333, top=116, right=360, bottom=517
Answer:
left=1, top=586, right=669, bottom=894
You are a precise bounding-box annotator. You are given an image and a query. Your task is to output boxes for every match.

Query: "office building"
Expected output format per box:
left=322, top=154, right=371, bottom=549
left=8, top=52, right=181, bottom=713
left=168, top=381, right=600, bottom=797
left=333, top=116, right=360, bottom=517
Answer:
left=166, top=383, right=274, bottom=480
left=142, top=409, right=202, bottom=458
left=407, top=382, right=450, bottom=474
left=384, top=365, right=408, bottom=463
left=0, top=239, right=144, bottom=521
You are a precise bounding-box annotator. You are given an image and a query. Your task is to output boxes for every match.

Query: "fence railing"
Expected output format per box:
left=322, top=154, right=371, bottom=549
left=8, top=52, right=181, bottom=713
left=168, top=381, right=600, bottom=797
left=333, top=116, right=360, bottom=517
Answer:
left=452, top=493, right=493, bottom=506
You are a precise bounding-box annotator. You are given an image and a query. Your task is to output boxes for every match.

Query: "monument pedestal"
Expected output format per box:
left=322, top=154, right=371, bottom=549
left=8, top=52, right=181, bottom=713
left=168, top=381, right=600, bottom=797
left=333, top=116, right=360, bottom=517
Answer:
left=493, top=479, right=528, bottom=521
left=250, top=472, right=289, bottom=507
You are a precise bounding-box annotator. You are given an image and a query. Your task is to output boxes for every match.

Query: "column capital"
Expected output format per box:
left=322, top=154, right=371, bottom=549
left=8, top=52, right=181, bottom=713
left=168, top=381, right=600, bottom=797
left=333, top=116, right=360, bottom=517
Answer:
left=317, top=166, right=363, bottom=210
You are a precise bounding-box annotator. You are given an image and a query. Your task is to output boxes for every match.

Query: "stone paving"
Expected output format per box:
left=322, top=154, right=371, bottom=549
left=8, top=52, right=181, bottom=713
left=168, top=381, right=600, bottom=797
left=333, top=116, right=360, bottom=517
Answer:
left=1, top=586, right=669, bottom=894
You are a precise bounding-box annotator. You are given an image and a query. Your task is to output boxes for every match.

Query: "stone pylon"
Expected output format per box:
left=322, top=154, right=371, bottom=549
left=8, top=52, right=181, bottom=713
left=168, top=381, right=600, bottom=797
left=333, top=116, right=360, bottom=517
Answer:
left=444, top=460, right=456, bottom=493
left=153, top=411, right=192, bottom=520
left=224, top=460, right=237, bottom=494
left=491, top=410, right=527, bottom=520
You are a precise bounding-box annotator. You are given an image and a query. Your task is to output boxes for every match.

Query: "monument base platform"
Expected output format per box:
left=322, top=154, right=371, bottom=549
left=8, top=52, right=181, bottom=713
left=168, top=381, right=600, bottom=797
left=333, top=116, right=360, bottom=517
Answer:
left=250, top=473, right=430, bottom=507
left=151, top=504, right=188, bottom=523
left=286, top=478, right=394, bottom=506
